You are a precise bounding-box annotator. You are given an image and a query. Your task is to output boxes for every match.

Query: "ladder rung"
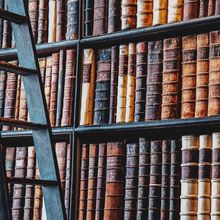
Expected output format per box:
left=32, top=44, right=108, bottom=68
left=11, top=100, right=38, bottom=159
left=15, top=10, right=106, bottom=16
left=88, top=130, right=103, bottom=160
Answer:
left=0, top=118, right=48, bottom=130
left=0, top=8, right=27, bottom=24
left=7, top=177, right=58, bottom=186
left=0, top=61, right=37, bottom=75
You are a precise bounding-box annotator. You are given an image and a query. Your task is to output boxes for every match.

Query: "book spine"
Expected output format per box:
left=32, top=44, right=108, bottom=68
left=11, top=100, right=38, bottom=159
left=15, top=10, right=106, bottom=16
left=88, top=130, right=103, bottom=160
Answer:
left=134, top=42, right=147, bottom=122
left=183, top=0, right=199, bottom=20
left=107, top=0, right=121, bottom=33
left=14, top=75, right=21, bottom=122
left=124, top=142, right=139, bottom=219
left=137, top=0, right=153, bottom=28
left=148, top=140, right=162, bottom=220
left=153, top=0, right=168, bottom=25
left=215, top=0, right=220, bottom=14
left=181, top=35, right=197, bottom=119
left=56, top=0, right=66, bottom=41
left=168, top=0, right=183, bottom=23
left=48, top=0, right=57, bottom=42
left=199, top=0, right=208, bottom=17
left=80, top=48, right=95, bottom=126
left=180, top=135, right=199, bottom=220
left=37, top=0, right=48, bottom=44
left=18, top=80, right=27, bottom=122
left=145, top=40, right=163, bottom=121
left=195, top=33, right=209, bottom=118
left=121, top=0, right=137, bottom=30
left=66, top=0, right=78, bottom=39
left=93, top=48, right=111, bottom=125
left=162, top=37, right=181, bottom=120
left=0, top=73, right=6, bottom=118
left=109, top=46, right=119, bottom=124
left=104, top=142, right=125, bottom=220
left=116, top=45, right=128, bottom=123
left=136, top=138, right=150, bottom=220
left=125, top=43, right=136, bottom=123
left=0, top=0, right=4, bottom=48
left=208, top=0, right=215, bottom=16
left=39, top=57, right=47, bottom=85
left=84, top=0, right=94, bottom=36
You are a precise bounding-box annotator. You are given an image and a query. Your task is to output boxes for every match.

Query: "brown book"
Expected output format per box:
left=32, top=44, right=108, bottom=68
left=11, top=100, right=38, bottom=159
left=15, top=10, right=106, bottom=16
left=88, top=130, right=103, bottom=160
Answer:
left=84, top=0, right=94, bottom=36
left=39, top=57, right=47, bottom=85
left=80, top=49, right=95, bottom=126
left=14, top=75, right=21, bottom=122
left=56, top=0, right=66, bottom=41
left=183, top=0, right=199, bottom=21
left=208, top=0, right=215, bottom=16
left=18, top=80, right=27, bottom=122
left=0, top=0, right=4, bottom=48
left=104, top=142, right=125, bottom=220
left=181, top=35, right=197, bottom=119
left=121, top=0, right=137, bottom=30
left=162, top=37, right=181, bottom=120
left=134, top=42, right=147, bottom=122
left=145, top=41, right=163, bottom=121
left=168, top=0, right=183, bottom=23
left=108, top=0, right=121, bottom=33
left=0, top=72, right=7, bottom=118
left=153, top=0, right=168, bottom=25
left=66, top=0, right=78, bottom=39
left=215, top=0, right=220, bottom=14
left=199, top=0, right=209, bottom=17
left=137, top=0, right=153, bottom=28
left=48, top=0, right=57, bottom=42
left=37, top=0, right=48, bottom=44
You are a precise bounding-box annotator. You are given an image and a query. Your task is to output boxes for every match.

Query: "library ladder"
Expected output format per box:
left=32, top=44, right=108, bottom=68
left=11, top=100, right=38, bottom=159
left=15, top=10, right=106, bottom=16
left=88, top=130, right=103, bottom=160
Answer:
left=0, top=1, right=67, bottom=220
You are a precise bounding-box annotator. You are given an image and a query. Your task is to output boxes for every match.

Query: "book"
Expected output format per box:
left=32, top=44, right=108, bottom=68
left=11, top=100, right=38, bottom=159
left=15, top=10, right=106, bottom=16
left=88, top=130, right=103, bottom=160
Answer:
left=56, top=0, right=66, bottom=41
left=0, top=72, right=7, bottom=118
left=208, top=0, right=215, bottom=16
left=153, top=0, right=168, bottom=25
left=84, top=0, right=94, bottom=36
left=168, top=0, right=183, bottom=23
left=0, top=0, right=4, bottom=48
left=199, top=0, right=209, bottom=17
left=108, top=0, right=121, bottom=33
left=14, top=75, right=21, bottom=121
left=48, top=0, right=57, bottom=42
left=183, top=0, right=198, bottom=21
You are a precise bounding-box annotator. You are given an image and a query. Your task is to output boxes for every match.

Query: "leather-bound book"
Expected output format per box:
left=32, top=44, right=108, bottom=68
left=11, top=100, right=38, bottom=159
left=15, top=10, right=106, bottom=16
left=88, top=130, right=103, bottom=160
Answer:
left=48, top=0, right=57, bottom=42
left=125, top=43, right=136, bottom=123
left=124, top=142, right=139, bottom=220
left=93, top=48, right=111, bottom=125
left=183, top=0, right=198, bottom=20
left=134, top=42, right=147, bottom=122
left=208, top=0, right=215, bottom=16
left=215, top=0, right=220, bottom=14
left=199, top=0, right=209, bottom=17
left=198, top=135, right=212, bottom=220
left=37, top=0, right=48, bottom=44
left=181, top=35, right=197, bottom=119
left=108, top=0, right=121, bottom=33
left=66, top=0, right=78, bottom=39
left=162, top=37, right=181, bottom=120
left=121, top=0, right=137, bottom=30
left=49, top=53, right=60, bottom=127
left=153, top=0, right=168, bottom=25
left=39, top=57, right=47, bottom=85
left=28, top=0, right=39, bottom=43
left=195, top=33, right=209, bottom=118
left=14, top=75, right=21, bottom=121
left=169, top=140, right=181, bottom=220
left=148, top=140, right=162, bottom=220
left=137, top=0, right=153, bottom=28
left=0, top=73, right=6, bottom=118
left=95, top=143, right=107, bottom=220
left=56, top=0, right=66, bottom=41
left=136, top=138, right=150, bottom=220
left=86, top=144, right=99, bottom=220
left=168, top=0, right=183, bottom=23
left=180, top=135, right=199, bottom=220
left=61, top=49, right=76, bottom=126
left=116, top=45, right=128, bottom=123
left=80, top=49, right=95, bottom=126
left=208, top=31, right=220, bottom=116
left=145, top=41, right=163, bottom=121
left=78, top=144, right=89, bottom=220
left=0, top=0, right=4, bottom=48
left=84, top=0, right=94, bottom=36
left=104, top=142, right=125, bottom=220
left=17, top=80, right=27, bottom=123
left=109, top=46, right=119, bottom=124
left=93, top=0, right=108, bottom=36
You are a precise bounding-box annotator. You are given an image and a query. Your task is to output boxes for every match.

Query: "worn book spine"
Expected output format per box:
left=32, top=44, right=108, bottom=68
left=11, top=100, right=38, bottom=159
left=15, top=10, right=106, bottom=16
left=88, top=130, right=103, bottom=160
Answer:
left=0, top=0, right=4, bottom=48
left=66, top=0, right=78, bottom=39
left=137, top=0, right=153, bottom=28
left=108, top=0, right=121, bottom=33
left=37, top=0, right=48, bottom=44
left=181, top=35, right=197, bottom=119
left=93, top=48, right=111, bottom=125
left=215, top=0, right=220, bottom=14
left=56, top=0, right=66, bottom=41
left=162, top=37, right=181, bottom=120
left=39, top=58, right=47, bottom=86
left=168, top=0, right=183, bottom=23
left=0, top=73, right=7, bottom=118
left=125, top=43, right=136, bottom=123
left=136, top=138, right=150, bottom=220
left=14, top=75, right=21, bottom=122
left=61, top=49, right=76, bottom=126
left=180, top=135, right=199, bottom=220
left=121, top=0, right=137, bottom=30
left=48, top=0, right=57, bottom=42
left=109, top=46, right=119, bottom=124
left=195, top=33, right=209, bottom=118
left=104, top=142, right=125, bottom=220
left=148, top=140, right=162, bottom=220
left=153, top=0, right=168, bottom=25
left=86, top=144, right=99, bottom=220
left=145, top=40, right=163, bottom=121
left=199, top=0, right=208, bottom=17
left=80, top=49, right=95, bottom=126
left=134, top=42, right=147, bottom=122
left=183, top=0, right=198, bottom=20
left=208, top=0, right=215, bottom=16
left=116, top=45, right=128, bottom=123
left=84, top=0, right=94, bottom=36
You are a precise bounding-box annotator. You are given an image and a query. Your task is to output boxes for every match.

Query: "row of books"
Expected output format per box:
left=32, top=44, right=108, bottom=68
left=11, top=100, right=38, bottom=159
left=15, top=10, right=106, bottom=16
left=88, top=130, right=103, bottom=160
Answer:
left=78, top=133, right=220, bottom=220
left=0, top=0, right=79, bottom=48
left=0, top=49, right=76, bottom=129
left=5, top=141, right=71, bottom=220
left=79, top=31, right=220, bottom=125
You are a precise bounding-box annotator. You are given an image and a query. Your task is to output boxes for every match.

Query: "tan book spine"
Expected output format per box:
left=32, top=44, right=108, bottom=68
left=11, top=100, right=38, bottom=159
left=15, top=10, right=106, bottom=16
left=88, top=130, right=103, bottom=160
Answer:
left=168, top=0, right=183, bottom=23
left=18, top=80, right=27, bottom=122
left=153, top=0, right=168, bottom=25
left=48, top=0, right=57, bottom=42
